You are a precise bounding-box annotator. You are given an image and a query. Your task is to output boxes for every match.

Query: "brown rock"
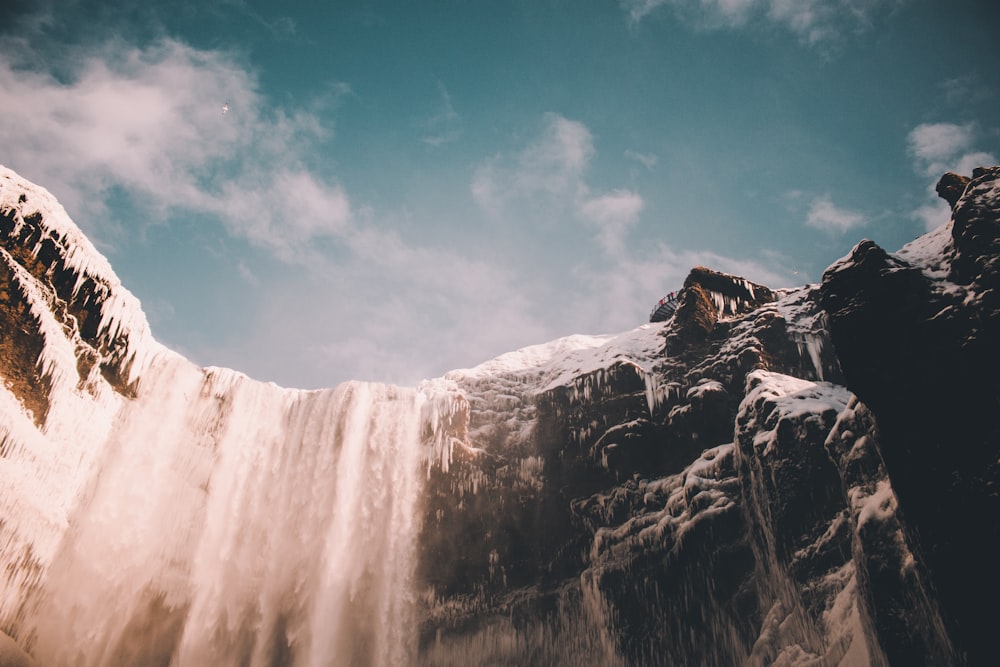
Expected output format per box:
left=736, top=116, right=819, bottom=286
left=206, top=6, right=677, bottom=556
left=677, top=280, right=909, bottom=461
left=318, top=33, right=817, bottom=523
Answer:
left=935, top=171, right=970, bottom=208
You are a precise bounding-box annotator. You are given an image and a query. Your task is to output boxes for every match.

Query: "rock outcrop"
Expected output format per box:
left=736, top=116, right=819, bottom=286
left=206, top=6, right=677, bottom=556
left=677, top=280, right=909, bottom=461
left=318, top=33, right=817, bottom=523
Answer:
left=821, top=166, right=1000, bottom=666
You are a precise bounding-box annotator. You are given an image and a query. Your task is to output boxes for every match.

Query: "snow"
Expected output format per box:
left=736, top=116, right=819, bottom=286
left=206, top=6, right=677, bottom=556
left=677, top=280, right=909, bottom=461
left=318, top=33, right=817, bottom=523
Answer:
left=687, top=379, right=724, bottom=401
left=447, top=333, right=615, bottom=379
left=443, top=322, right=674, bottom=423
left=0, top=165, right=162, bottom=388
left=446, top=323, right=668, bottom=396
left=773, top=286, right=834, bottom=381
left=744, top=370, right=851, bottom=420
left=896, top=220, right=955, bottom=280
left=853, top=478, right=897, bottom=529
left=740, top=370, right=852, bottom=459
left=0, top=347, right=460, bottom=665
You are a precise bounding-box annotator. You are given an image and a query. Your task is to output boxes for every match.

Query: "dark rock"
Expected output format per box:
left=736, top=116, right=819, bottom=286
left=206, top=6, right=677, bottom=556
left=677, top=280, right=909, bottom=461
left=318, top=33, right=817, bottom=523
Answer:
left=935, top=171, right=970, bottom=209
left=821, top=166, right=1000, bottom=666
left=667, top=266, right=777, bottom=353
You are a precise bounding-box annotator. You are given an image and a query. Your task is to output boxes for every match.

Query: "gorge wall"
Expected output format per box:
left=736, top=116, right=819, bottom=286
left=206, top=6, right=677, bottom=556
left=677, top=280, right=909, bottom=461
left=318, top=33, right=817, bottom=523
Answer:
left=0, top=165, right=997, bottom=666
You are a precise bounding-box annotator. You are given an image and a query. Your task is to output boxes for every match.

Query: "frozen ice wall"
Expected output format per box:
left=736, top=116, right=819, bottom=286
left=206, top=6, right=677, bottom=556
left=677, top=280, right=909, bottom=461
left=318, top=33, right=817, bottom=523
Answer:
left=0, top=165, right=444, bottom=666
left=0, top=351, right=431, bottom=667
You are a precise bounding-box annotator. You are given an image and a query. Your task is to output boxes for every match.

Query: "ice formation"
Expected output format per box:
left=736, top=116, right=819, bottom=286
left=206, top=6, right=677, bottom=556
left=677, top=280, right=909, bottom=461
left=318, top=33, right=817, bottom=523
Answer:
left=0, top=167, right=458, bottom=666
left=0, top=346, right=448, bottom=666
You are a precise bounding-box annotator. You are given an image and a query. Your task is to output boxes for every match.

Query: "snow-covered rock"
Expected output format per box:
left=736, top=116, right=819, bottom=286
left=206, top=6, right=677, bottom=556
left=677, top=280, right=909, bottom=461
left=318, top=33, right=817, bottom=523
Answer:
left=820, top=165, right=1000, bottom=667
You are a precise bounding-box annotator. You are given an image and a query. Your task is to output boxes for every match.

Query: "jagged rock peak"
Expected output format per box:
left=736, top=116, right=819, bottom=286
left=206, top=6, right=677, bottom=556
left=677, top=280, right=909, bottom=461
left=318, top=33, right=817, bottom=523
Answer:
left=682, top=266, right=776, bottom=316
left=935, top=171, right=970, bottom=209
left=666, top=266, right=777, bottom=349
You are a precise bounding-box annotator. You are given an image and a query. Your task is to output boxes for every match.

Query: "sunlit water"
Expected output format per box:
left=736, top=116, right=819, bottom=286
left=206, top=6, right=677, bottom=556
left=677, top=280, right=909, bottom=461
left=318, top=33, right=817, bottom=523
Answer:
left=1, top=353, right=428, bottom=666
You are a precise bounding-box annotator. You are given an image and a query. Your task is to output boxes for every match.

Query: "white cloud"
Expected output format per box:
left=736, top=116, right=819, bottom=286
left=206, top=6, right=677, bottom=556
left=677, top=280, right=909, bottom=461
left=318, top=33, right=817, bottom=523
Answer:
left=580, top=189, right=645, bottom=255
left=0, top=38, right=352, bottom=258
left=907, top=122, right=974, bottom=173
left=622, top=0, right=894, bottom=44
left=906, top=122, right=996, bottom=177
left=625, top=149, right=658, bottom=169
left=471, top=113, right=594, bottom=216
left=805, top=195, right=865, bottom=233
left=952, top=152, right=997, bottom=178
left=471, top=113, right=647, bottom=258
left=623, top=0, right=756, bottom=29
left=213, top=169, right=352, bottom=258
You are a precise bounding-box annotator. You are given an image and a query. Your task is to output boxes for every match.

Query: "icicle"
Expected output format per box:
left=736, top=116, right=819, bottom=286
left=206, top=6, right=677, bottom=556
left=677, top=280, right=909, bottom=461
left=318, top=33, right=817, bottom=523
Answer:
left=0, top=248, right=79, bottom=419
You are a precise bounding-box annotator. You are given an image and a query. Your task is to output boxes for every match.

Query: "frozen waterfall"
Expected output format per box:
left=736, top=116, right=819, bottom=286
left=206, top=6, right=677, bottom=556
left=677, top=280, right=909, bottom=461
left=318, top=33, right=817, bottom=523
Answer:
left=0, top=352, right=432, bottom=667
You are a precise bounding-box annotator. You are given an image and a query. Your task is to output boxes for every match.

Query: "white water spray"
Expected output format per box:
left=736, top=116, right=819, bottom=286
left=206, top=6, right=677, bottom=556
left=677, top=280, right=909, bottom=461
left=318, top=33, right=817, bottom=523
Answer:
left=1, top=352, right=432, bottom=667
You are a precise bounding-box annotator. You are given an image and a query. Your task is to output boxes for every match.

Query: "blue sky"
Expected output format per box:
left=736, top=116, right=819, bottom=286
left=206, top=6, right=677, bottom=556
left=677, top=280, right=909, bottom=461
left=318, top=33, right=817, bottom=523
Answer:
left=1, top=0, right=997, bottom=389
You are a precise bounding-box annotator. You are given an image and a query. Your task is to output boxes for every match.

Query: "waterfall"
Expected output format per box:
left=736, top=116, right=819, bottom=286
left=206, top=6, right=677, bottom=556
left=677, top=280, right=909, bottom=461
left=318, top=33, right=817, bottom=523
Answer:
left=1, top=352, right=430, bottom=667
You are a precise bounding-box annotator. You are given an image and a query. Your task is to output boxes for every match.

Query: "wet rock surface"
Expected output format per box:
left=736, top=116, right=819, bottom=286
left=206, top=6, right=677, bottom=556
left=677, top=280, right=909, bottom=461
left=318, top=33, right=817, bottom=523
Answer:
left=821, top=166, right=1000, bottom=666
left=417, top=171, right=999, bottom=665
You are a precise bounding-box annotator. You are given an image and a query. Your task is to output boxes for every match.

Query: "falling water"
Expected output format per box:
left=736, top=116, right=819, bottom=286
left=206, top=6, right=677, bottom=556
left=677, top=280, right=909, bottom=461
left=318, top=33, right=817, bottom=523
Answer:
left=1, top=352, right=430, bottom=667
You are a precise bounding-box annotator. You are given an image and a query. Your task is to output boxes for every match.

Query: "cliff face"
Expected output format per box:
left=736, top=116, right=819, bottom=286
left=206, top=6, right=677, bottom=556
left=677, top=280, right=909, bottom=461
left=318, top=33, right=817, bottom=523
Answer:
left=821, top=167, right=1000, bottom=667
left=0, top=164, right=997, bottom=666
left=415, top=268, right=924, bottom=666
left=414, top=169, right=999, bottom=666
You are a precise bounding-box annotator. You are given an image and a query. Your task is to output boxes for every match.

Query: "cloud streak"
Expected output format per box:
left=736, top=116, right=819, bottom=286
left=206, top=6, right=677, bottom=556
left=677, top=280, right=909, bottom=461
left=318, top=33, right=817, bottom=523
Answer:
left=625, top=149, right=659, bottom=170
left=420, top=80, right=463, bottom=146
left=805, top=195, right=865, bottom=233
left=471, top=113, right=644, bottom=256
left=468, top=112, right=800, bottom=342
left=0, top=38, right=352, bottom=259
left=472, top=113, right=594, bottom=214
left=622, top=0, right=896, bottom=44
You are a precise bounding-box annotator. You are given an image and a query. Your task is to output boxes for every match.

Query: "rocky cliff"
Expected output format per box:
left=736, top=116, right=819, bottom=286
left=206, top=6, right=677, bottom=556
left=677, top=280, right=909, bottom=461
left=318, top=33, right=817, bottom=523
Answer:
left=0, top=165, right=997, bottom=666
left=414, top=168, right=1000, bottom=666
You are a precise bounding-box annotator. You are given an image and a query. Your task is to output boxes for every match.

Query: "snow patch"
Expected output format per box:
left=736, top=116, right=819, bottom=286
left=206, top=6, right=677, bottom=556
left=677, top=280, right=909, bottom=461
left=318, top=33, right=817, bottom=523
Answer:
left=0, top=166, right=162, bottom=388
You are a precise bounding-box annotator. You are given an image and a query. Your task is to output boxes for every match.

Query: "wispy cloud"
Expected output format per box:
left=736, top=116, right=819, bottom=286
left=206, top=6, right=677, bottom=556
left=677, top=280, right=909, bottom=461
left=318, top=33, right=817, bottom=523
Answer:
left=622, top=0, right=896, bottom=45
left=0, top=38, right=354, bottom=259
left=468, top=113, right=800, bottom=339
left=625, top=149, right=658, bottom=169
left=804, top=194, right=865, bottom=233
left=471, top=113, right=594, bottom=217
left=580, top=189, right=645, bottom=255
left=0, top=33, right=564, bottom=386
left=420, top=80, right=463, bottom=146
left=907, top=122, right=995, bottom=178
left=471, top=113, right=644, bottom=257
